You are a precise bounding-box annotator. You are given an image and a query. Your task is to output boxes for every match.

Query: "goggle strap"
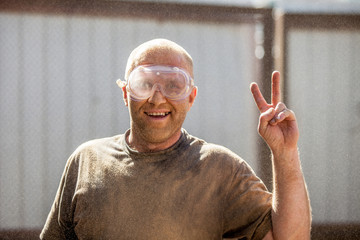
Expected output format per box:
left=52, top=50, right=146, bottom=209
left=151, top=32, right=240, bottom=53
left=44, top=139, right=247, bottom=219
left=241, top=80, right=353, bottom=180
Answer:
left=116, top=79, right=126, bottom=88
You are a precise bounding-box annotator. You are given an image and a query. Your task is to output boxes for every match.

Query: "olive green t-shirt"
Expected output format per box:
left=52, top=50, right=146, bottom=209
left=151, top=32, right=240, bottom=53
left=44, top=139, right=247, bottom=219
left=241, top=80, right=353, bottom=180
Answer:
left=40, top=129, right=272, bottom=240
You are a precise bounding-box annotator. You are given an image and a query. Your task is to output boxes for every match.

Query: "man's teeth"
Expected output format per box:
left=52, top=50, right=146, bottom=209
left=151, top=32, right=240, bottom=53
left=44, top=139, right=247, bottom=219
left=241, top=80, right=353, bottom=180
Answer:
left=147, top=112, right=169, bottom=116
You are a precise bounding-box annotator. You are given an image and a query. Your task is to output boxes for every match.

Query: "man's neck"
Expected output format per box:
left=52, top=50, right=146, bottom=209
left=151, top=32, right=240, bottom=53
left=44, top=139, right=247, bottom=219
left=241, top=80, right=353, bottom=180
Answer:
left=126, top=130, right=182, bottom=153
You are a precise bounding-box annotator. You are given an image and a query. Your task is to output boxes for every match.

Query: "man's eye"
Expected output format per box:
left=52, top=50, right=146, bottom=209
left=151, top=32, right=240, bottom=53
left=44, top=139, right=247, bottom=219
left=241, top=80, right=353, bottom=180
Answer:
left=167, top=81, right=181, bottom=89
left=141, top=81, right=153, bottom=89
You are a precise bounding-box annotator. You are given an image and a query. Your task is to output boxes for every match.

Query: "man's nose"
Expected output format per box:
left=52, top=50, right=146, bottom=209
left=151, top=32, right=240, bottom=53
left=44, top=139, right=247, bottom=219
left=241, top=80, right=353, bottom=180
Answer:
left=148, top=84, right=167, bottom=104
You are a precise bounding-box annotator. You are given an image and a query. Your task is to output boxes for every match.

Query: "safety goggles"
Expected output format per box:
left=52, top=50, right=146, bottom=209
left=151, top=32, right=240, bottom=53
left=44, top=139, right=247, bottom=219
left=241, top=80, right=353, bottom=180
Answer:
left=117, top=65, right=194, bottom=101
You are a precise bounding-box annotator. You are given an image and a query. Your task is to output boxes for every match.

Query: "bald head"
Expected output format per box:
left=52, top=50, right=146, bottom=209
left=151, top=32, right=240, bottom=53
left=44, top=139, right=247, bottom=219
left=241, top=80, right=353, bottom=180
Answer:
left=125, top=39, right=193, bottom=80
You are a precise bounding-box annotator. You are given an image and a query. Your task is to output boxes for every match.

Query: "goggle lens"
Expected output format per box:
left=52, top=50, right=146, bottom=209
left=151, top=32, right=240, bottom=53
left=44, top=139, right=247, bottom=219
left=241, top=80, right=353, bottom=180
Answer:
left=127, top=65, right=193, bottom=101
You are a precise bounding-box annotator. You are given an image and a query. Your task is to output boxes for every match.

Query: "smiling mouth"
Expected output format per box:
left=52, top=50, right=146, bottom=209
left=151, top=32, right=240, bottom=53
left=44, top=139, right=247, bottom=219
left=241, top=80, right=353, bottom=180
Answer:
left=145, top=112, right=171, bottom=118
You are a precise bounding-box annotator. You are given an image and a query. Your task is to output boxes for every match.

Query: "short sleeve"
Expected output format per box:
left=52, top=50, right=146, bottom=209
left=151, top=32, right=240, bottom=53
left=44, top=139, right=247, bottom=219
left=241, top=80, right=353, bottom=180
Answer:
left=40, top=152, right=80, bottom=240
left=222, top=161, right=272, bottom=240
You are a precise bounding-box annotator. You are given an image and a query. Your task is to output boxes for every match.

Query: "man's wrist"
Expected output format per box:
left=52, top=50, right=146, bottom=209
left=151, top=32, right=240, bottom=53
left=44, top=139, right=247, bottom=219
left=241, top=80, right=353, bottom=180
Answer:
left=271, top=146, right=299, bottom=160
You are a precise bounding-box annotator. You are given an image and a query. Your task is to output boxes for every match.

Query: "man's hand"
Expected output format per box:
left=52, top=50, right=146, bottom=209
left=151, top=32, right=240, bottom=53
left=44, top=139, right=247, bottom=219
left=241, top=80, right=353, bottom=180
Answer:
left=250, top=71, right=299, bottom=153
left=250, top=71, right=311, bottom=239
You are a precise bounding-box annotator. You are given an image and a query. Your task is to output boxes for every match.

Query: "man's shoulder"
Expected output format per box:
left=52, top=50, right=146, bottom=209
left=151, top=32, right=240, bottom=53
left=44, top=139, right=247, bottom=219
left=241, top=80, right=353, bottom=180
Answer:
left=186, top=132, right=240, bottom=156
left=62, top=134, right=126, bottom=169
left=184, top=131, right=246, bottom=166
left=201, top=142, right=246, bottom=167
left=184, top=133, right=257, bottom=185
left=72, top=134, right=124, bottom=156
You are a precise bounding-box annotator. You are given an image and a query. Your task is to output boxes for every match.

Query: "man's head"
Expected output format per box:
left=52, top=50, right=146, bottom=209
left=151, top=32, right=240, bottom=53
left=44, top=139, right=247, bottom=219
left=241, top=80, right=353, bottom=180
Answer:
left=124, top=38, right=194, bottom=81
left=120, top=39, right=197, bottom=152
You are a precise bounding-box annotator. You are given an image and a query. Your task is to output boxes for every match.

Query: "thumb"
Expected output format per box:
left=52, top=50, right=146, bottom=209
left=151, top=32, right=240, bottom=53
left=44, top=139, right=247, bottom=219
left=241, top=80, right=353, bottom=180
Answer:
left=259, top=108, right=276, bottom=132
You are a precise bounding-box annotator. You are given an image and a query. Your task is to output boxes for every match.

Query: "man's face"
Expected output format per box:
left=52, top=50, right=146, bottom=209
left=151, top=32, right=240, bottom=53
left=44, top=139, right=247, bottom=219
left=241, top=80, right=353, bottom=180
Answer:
left=123, top=47, right=196, bottom=150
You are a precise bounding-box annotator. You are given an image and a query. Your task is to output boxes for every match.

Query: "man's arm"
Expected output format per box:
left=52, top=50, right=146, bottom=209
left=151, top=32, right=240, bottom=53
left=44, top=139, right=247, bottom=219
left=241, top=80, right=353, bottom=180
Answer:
left=40, top=153, right=79, bottom=240
left=250, top=71, right=311, bottom=239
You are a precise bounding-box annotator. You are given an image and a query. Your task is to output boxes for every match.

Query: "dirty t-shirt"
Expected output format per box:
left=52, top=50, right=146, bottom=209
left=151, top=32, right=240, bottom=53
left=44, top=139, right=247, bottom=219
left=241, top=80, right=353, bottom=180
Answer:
left=40, top=129, right=272, bottom=240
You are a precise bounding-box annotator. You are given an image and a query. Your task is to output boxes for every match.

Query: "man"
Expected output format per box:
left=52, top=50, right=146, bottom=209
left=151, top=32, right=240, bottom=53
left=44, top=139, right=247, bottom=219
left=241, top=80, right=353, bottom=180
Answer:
left=41, top=39, right=311, bottom=239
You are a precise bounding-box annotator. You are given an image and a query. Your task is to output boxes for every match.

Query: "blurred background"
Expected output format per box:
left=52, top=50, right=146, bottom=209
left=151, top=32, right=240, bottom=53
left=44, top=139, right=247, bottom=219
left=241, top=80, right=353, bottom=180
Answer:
left=0, top=0, right=359, bottom=239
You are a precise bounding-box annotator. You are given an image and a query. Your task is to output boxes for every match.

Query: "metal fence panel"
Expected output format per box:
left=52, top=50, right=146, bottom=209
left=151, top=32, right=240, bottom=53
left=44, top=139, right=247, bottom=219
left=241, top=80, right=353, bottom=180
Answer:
left=287, top=29, right=360, bottom=223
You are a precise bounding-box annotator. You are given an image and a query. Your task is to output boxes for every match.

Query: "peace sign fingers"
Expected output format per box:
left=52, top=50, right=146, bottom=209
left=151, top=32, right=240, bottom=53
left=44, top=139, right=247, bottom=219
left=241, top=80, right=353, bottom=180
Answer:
left=250, top=71, right=281, bottom=113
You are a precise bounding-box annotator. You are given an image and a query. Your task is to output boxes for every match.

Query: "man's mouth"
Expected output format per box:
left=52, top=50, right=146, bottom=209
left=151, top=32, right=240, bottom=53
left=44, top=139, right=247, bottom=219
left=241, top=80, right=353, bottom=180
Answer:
left=145, top=112, right=171, bottom=118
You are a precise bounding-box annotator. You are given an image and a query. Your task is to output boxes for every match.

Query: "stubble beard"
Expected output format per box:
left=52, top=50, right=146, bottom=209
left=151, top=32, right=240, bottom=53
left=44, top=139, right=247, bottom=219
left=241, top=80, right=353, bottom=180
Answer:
left=130, top=111, right=187, bottom=147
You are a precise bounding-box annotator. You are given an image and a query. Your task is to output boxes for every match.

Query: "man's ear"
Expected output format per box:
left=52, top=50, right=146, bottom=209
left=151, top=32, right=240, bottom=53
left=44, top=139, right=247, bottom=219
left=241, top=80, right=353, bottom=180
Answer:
left=117, top=80, right=128, bottom=106
left=188, top=86, right=198, bottom=109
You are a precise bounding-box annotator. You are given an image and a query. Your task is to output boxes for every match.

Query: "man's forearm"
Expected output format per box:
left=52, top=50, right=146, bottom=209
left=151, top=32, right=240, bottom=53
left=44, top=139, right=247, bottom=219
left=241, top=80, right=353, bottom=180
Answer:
left=271, top=148, right=311, bottom=239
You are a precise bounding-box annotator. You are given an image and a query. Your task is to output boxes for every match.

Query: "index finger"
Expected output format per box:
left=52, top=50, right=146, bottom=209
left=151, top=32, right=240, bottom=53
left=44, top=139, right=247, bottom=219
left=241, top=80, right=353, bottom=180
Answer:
left=271, top=71, right=281, bottom=106
left=250, top=82, right=269, bottom=113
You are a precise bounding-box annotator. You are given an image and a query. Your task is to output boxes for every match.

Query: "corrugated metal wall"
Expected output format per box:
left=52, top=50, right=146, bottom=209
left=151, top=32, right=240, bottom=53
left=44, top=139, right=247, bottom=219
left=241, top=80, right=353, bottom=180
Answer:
left=287, top=29, right=360, bottom=223
left=0, top=12, right=260, bottom=228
